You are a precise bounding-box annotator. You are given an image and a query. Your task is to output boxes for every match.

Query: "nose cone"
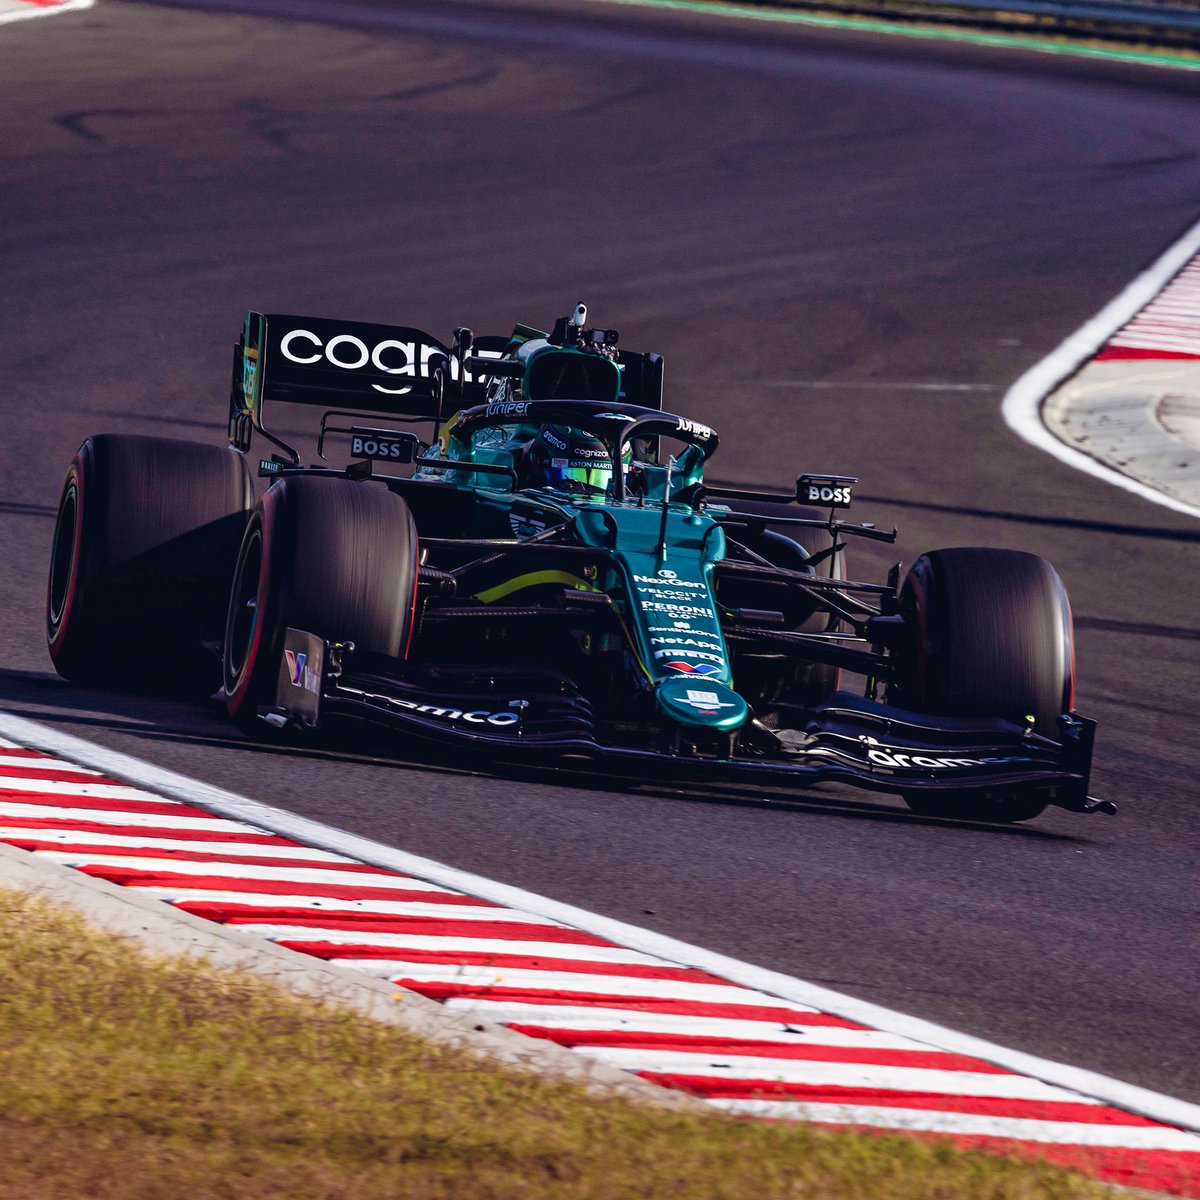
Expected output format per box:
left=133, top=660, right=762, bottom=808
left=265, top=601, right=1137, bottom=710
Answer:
left=656, top=676, right=749, bottom=732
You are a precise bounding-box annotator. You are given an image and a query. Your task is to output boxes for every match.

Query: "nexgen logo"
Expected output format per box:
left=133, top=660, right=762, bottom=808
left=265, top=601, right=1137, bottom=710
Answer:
left=279, top=329, right=434, bottom=395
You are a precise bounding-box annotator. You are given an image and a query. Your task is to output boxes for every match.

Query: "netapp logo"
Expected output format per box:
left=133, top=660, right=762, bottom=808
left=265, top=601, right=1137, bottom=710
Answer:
left=650, top=636, right=723, bottom=652
left=278, top=329, right=431, bottom=395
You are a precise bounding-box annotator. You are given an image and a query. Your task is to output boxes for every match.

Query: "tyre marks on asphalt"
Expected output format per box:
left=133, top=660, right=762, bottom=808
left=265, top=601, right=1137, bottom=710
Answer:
left=2, top=736, right=1199, bottom=1196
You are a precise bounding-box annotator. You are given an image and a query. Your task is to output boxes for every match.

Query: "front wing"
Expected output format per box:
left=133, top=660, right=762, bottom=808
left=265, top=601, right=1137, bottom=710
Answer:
left=269, top=630, right=1109, bottom=815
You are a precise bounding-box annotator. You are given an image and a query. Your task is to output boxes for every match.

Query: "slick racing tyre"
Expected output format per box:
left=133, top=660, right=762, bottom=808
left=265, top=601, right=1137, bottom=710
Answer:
left=222, top=475, right=419, bottom=737
left=894, top=547, right=1075, bottom=824
left=46, top=434, right=253, bottom=696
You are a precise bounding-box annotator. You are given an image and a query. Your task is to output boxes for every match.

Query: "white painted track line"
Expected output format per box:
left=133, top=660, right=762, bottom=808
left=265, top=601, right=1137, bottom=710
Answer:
left=1002, top=215, right=1200, bottom=521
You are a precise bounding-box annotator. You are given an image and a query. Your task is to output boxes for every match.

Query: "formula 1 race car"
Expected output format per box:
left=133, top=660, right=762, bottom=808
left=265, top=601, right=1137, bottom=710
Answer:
left=45, top=304, right=1113, bottom=823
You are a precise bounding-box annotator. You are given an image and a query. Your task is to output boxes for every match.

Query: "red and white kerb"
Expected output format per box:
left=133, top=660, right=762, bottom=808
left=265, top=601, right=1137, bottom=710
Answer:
left=0, top=738, right=1197, bottom=1197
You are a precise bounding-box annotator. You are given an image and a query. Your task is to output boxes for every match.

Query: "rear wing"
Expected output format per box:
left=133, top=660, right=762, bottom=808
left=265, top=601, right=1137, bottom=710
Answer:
left=228, top=311, right=664, bottom=455
left=228, top=312, right=508, bottom=452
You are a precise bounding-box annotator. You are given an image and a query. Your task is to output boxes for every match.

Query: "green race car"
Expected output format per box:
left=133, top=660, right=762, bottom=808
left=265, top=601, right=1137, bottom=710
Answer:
left=46, top=304, right=1110, bottom=824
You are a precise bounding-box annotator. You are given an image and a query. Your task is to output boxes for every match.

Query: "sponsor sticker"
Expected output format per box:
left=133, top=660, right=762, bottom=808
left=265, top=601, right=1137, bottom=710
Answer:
left=350, top=434, right=415, bottom=462
left=643, top=602, right=714, bottom=617
left=390, top=698, right=523, bottom=728
left=866, top=748, right=1035, bottom=769
left=638, top=586, right=705, bottom=601
left=635, top=573, right=704, bottom=590
left=796, top=475, right=855, bottom=508
left=680, top=688, right=737, bottom=712
left=675, top=416, right=714, bottom=442
left=651, top=636, right=724, bottom=651
left=278, top=328, right=429, bottom=395
left=664, top=661, right=721, bottom=676
left=652, top=648, right=724, bottom=663
left=485, top=399, right=530, bottom=418
left=284, top=649, right=320, bottom=695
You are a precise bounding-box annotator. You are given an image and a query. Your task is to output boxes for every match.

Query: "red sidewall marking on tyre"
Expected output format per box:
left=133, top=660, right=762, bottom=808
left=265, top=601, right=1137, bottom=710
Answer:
left=47, top=460, right=84, bottom=656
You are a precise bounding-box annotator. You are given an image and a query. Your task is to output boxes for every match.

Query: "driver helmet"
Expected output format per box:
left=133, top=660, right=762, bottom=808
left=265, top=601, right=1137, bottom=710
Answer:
left=522, top=424, right=614, bottom=496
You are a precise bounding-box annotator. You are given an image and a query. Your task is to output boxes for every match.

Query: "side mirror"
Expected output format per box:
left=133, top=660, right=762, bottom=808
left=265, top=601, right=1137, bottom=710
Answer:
left=466, top=356, right=523, bottom=379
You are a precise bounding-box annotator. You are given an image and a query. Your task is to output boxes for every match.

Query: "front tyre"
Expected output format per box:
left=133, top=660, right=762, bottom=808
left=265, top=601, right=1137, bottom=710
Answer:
left=222, top=476, right=419, bottom=736
left=894, top=547, right=1075, bottom=824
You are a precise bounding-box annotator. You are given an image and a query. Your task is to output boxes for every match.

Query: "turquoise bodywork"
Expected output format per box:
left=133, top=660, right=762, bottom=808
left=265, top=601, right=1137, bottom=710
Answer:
left=457, top=485, right=749, bottom=734
left=414, top=322, right=748, bottom=733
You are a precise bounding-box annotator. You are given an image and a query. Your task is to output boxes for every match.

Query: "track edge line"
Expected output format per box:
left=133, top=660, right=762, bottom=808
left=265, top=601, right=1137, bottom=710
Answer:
left=1001, top=215, right=1200, bottom=522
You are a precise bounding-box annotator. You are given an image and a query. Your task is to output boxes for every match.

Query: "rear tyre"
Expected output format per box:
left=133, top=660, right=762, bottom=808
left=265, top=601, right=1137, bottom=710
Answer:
left=894, top=547, right=1075, bottom=824
left=46, top=434, right=252, bottom=696
left=222, top=475, right=419, bottom=737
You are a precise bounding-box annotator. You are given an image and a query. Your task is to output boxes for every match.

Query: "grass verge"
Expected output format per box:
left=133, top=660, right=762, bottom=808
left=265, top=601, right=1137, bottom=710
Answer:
left=0, top=888, right=1114, bottom=1200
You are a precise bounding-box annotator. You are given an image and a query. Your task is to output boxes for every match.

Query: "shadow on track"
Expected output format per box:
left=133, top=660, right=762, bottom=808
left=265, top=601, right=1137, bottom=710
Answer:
left=0, top=668, right=1082, bottom=843
left=855, top=492, right=1200, bottom=544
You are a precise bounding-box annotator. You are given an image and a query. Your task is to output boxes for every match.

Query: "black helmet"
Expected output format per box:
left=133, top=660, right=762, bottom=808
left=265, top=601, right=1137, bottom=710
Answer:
left=522, top=424, right=614, bottom=496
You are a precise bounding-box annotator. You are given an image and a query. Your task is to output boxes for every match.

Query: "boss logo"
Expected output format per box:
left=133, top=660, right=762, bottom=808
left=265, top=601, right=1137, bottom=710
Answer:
left=797, top=475, right=855, bottom=508
left=351, top=436, right=407, bottom=461
left=806, top=484, right=851, bottom=505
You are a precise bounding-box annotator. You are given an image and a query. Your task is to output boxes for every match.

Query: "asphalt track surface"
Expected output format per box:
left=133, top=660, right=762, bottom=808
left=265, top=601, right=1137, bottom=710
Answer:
left=2, top=0, right=1199, bottom=1103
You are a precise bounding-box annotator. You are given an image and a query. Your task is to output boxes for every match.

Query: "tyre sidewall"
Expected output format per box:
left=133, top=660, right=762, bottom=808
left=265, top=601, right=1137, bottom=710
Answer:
left=898, top=548, right=1074, bottom=734
left=223, top=490, right=285, bottom=729
left=222, top=477, right=419, bottom=731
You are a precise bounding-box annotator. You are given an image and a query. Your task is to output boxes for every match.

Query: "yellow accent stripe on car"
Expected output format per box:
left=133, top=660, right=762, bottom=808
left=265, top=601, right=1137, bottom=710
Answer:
left=474, top=571, right=594, bottom=604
